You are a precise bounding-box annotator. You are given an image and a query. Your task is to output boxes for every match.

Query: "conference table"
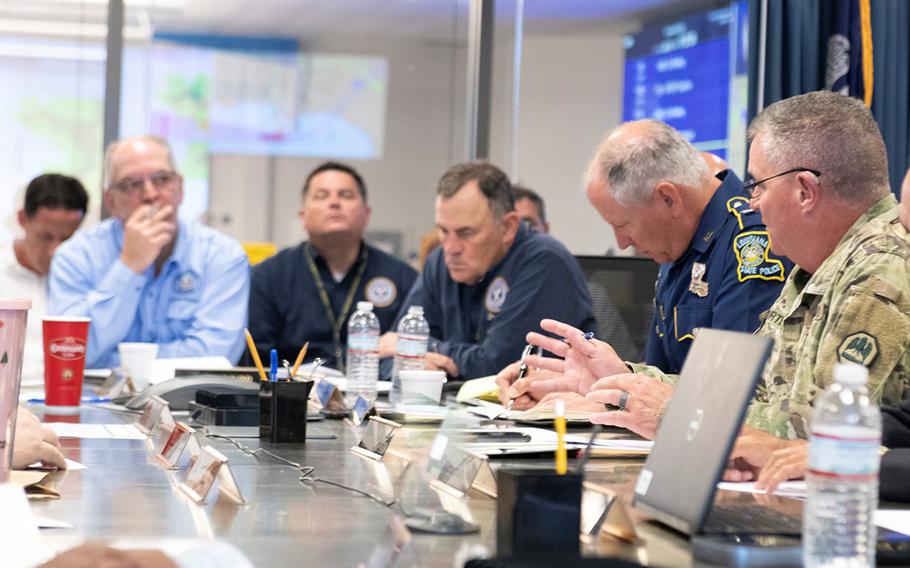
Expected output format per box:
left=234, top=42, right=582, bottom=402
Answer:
left=25, top=402, right=743, bottom=567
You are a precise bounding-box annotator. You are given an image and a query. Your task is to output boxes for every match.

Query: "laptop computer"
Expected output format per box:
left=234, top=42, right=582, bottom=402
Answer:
left=632, top=328, right=802, bottom=536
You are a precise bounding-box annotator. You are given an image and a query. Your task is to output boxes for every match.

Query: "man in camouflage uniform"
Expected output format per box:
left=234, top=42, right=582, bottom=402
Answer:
left=741, top=91, right=910, bottom=438
left=516, top=91, right=910, bottom=442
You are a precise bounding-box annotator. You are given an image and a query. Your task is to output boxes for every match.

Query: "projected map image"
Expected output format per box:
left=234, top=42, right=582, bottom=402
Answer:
left=151, top=42, right=388, bottom=159
left=0, top=38, right=105, bottom=244
left=0, top=34, right=389, bottom=239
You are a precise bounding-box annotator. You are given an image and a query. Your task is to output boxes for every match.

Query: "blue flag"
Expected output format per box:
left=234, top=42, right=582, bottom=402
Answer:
left=825, top=0, right=873, bottom=106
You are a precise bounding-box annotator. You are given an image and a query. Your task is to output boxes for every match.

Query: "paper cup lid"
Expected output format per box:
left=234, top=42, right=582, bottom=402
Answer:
left=42, top=316, right=91, bottom=323
left=0, top=298, right=32, bottom=310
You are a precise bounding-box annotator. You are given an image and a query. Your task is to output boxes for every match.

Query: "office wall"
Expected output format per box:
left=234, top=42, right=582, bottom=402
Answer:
left=489, top=29, right=631, bottom=256
left=209, top=26, right=633, bottom=259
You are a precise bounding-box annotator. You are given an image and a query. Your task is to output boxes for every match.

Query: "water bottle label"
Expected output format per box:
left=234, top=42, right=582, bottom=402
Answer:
left=396, top=335, right=427, bottom=358
left=809, top=429, right=880, bottom=478
left=348, top=334, right=379, bottom=353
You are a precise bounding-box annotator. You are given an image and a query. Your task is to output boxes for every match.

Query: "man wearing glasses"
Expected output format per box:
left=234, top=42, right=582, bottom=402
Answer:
left=48, top=135, right=250, bottom=369
left=514, top=92, right=910, bottom=444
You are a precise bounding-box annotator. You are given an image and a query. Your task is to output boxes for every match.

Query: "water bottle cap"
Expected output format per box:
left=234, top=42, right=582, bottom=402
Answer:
left=834, top=362, right=869, bottom=386
left=357, top=301, right=374, bottom=312
left=407, top=305, right=424, bottom=316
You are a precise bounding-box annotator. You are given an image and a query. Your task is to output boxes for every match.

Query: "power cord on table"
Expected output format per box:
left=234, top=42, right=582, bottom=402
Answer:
left=204, top=433, right=396, bottom=508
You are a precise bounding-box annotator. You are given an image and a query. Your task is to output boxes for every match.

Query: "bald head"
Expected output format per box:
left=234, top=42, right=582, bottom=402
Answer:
left=585, top=120, right=711, bottom=205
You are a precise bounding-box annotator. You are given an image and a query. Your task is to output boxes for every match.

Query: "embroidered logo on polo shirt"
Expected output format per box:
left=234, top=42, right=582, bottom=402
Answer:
left=175, top=270, right=200, bottom=293
left=484, top=276, right=509, bottom=314
left=365, top=277, right=397, bottom=308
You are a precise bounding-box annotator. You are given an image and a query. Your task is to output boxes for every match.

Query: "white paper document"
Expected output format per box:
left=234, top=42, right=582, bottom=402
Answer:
left=876, top=509, right=910, bottom=536
left=45, top=423, right=145, bottom=440
left=565, top=435, right=654, bottom=452
left=716, top=480, right=808, bottom=500
left=27, top=458, right=86, bottom=471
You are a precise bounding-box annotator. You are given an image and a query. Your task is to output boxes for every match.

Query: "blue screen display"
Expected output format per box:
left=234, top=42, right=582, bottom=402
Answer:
left=623, top=2, right=749, bottom=166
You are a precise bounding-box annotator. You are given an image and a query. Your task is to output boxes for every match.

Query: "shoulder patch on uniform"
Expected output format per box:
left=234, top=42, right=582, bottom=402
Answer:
left=726, top=196, right=761, bottom=231
left=837, top=332, right=879, bottom=366
left=365, top=276, right=397, bottom=308
left=484, top=276, right=509, bottom=314
left=733, top=231, right=785, bottom=282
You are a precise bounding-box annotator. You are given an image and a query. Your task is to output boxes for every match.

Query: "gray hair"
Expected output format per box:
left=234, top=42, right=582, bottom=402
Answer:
left=437, top=161, right=515, bottom=219
left=747, top=91, right=889, bottom=203
left=585, top=120, right=710, bottom=206
left=102, top=135, right=176, bottom=189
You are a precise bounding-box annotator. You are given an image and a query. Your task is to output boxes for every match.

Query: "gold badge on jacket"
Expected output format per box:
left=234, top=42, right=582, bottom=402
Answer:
left=689, top=262, right=709, bottom=297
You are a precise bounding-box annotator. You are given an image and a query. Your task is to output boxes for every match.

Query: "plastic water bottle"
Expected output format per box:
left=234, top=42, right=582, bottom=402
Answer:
left=804, top=363, right=881, bottom=568
left=390, top=305, right=430, bottom=406
left=346, top=301, right=380, bottom=404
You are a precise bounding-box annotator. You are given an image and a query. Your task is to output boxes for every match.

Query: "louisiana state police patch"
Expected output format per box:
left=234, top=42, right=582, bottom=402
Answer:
left=365, top=276, right=397, bottom=308
left=837, top=332, right=879, bottom=366
left=733, top=231, right=785, bottom=282
left=484, top=276, right=509, bottom=314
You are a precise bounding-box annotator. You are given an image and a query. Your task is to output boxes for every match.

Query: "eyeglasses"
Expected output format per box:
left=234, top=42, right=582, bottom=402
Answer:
left=742, top=168, right=820, bottom=199
left=110, top=171, right=179, bottom=195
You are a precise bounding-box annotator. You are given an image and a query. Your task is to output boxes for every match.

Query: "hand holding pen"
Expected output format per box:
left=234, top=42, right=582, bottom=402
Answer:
left=507, top=344, right=536, bottom=411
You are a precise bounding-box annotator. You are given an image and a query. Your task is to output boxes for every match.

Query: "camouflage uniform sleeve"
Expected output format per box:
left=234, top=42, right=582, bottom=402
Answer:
left=816, top=274, right=910, bottom=405
left=627, top=361, right=679, bottom=386
left=747, top=226, right=910, bottom=439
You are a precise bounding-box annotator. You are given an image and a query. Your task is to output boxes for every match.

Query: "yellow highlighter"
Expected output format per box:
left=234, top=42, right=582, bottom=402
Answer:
left=555, top=398, right=567, bottom=475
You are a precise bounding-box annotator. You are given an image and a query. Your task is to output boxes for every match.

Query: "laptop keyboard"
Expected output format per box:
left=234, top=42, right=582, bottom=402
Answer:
left=704, top=504, right=802, bottom=535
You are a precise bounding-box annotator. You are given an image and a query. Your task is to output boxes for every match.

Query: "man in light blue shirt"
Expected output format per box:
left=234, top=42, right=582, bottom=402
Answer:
left=48, top=135, right=249, bottom=369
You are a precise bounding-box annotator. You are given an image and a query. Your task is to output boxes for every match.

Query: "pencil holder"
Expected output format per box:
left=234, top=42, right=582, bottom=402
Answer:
left=259, top=380, right=313, bottom=443
left=496, top=468, right=582, bottom=560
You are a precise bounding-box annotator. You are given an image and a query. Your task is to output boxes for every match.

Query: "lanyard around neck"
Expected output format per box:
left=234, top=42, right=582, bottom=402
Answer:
left=303, top=244, right=369, bottom=367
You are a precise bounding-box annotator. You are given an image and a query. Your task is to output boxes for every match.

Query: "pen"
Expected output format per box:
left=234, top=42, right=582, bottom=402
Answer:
left=244, top=328, right=268, bottom=382
left=564, top=331, right=596, bottom=344
left=576, top=425, right=603, bottom=473
left=507, top=344, right=535, bottom=411
left=269, top=348, right=278, bottom=382
left=290, top=341, right=309, bottom=379
left=555, top=398, right=567, bottom=475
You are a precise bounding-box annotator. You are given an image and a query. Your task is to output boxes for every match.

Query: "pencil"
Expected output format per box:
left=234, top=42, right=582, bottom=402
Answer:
left=244, top=328, right=268, bottom=382
left=555, top=398, right=567, bottom=475
left=290, top=341, right=309, bottom=379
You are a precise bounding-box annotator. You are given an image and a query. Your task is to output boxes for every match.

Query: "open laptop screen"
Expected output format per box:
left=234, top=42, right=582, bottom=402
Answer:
left=633, top=329, right=772, bottom=535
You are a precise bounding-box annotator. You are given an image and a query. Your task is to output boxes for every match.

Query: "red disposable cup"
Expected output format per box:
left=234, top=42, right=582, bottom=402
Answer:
left=42, top=316, right=91, bottom=413
left=0, top=298, right=31, bottom=483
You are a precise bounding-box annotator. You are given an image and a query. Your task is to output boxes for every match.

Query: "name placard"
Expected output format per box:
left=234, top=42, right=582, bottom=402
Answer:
left=179, top=445, right=245, bottom=505
left=350, top=416, right=401, bottom=461
left=157, top=422, right=196, bottom=469
left=312, top=380, right=347, bottom=412
left=136, top=396, right=169, bottom=435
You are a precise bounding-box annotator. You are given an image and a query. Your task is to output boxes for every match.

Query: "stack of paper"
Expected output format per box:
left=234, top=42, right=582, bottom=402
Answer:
left=465, top=399, right=593, bottom=423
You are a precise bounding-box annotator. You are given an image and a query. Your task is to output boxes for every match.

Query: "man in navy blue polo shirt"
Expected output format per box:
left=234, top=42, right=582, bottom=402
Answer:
left=379, top=162, right=596, bottom=379
left=248, top=162, right=417, bottom=371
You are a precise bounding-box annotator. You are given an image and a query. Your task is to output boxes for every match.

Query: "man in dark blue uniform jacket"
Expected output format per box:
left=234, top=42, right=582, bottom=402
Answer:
left=249, top=162, right=417, bottom=370
left=380, top=162, right=596, bottom=379
left=586, top=120, right=792, bottom=374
